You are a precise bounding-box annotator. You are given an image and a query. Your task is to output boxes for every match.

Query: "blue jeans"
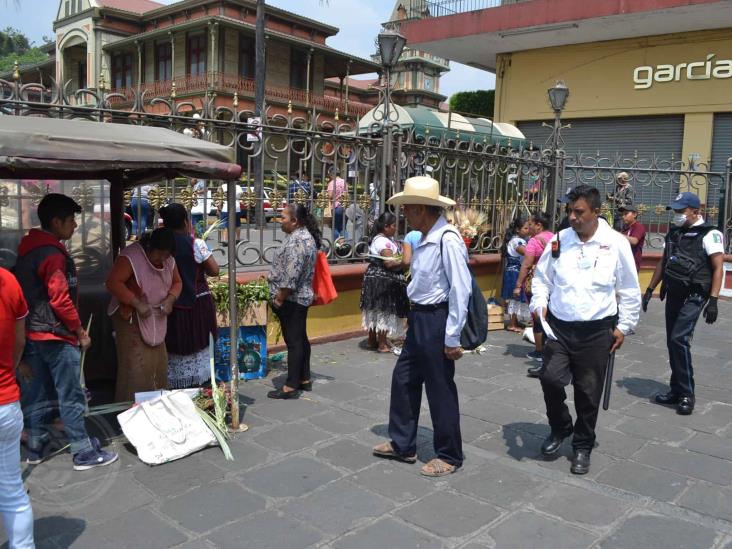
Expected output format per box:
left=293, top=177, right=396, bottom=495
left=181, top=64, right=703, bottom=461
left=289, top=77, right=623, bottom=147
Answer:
left=0, top=401, right=34, bottom=549
left=20, top=340, right=93, bottom=455
left=130, top=197, right=151, bottom=236
left=333, top=206, right=348, bottom=240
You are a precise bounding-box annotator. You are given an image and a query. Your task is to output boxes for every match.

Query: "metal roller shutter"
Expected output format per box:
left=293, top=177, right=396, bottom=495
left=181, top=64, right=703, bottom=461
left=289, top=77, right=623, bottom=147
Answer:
left=711, top=113, right=732, bottom=175
left=518, top=116, right=684, bottom=215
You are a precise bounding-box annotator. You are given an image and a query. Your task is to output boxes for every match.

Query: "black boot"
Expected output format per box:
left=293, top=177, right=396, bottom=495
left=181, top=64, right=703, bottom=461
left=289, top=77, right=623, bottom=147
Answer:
left=527, top=364, right=543, bottom=378
left=541, top=430, right=572, bottom=456
left=654, top=391, right=680, bottom=405
left=570, top=449, right=591, bottom=475
left=676, top=396, right=694, bottom=415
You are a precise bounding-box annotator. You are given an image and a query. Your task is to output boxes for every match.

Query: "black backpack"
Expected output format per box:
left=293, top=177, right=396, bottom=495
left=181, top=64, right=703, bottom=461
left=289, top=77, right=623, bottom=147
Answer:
left=439, top=230, right=488, bottom=350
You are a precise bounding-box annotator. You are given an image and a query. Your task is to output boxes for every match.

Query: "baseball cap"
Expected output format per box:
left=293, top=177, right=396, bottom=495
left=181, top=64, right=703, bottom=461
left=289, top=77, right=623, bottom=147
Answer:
left=558, top=187, right=573, bottom=204
left=666, top=192, right=701, bottom=210
left=618, top=204, right=638, bottom=213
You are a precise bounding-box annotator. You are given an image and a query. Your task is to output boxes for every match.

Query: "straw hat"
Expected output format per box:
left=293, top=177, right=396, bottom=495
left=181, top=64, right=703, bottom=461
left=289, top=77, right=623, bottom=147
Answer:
left=387, top=176, right=455, bottom=208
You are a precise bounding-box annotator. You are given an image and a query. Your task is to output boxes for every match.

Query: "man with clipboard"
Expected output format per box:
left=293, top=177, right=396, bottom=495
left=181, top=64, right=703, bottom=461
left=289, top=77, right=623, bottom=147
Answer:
left=530, top=185, right=641, bottom=475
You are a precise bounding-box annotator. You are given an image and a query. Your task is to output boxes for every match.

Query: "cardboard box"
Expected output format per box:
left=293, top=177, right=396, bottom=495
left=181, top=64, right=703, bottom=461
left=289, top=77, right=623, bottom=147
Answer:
left=216, top=301, right=268, bottom=327
left=488, top=320, right=504, bottom=331
left=487, top=304, right=504, bottom=315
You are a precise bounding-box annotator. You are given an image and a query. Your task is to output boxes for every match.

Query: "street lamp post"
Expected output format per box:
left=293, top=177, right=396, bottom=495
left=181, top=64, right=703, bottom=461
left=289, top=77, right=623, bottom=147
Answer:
left=546, top=81, right=569, bottom=228
left=376, top=28, right=406, bottom=212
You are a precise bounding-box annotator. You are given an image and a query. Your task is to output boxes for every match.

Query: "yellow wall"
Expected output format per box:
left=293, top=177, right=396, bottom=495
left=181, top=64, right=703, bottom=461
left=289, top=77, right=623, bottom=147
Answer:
left=495, top=29, right=732, bottom=124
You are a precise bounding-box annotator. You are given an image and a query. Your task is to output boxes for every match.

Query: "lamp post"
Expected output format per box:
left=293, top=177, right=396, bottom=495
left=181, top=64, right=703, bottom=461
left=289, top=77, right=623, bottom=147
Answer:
left=546, top=80, right=569, bottom=228
left=377, top=28, right=406, bottom=212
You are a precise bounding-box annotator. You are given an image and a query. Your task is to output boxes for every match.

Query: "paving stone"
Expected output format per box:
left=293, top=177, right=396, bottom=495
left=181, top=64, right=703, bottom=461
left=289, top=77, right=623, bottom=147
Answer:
left=169, top=540, right=216, bottom=549
left=350, top=463, right=436, bottom=503
left=68, top=507, right=187, bottom=549
left=239, top=455, right=341, bottom=498
left=614, top=416, right=693, bottom=443
left=460, top=400, right=544, bottom=427
left=316, top=439, right=379, bottom=471
left=600, top=514, right=718, bottom=549
left=473, top=428, right=543, bottom=461
left=200, top=438, right=271, bottom=473
left=31, top=472, right=153, bottom=524
left=207, top=510, right=322, bottom=549
left=676, top=403, right=732, bottom=434
left=132, top=455, right=225, bottom=498
left=159, top=482, right=266, bottom=533
left=354, top=372, right=393, bottom=391
left=681, top=432, right=732, bottom=461
left=454, top=378, right=502, bottom=399
left=306, top=409, right=372, bottom=435
left=280, top=480, right=394, bottom=536
left=533, top=483, right=629, bottom=527
left=245, top=397, right=322, bottom=423
left=333, top=517, right=444, bottom=549
left=633, top=444, right=732, bottom=485
left=595, top=461, right=689, bottom=501
left=594, top=428, right=648, bottom=459
left=534, top=449, right=618, bottom=480
left=312, top=381, right=373, bottom=401
left=678, top=481, right=732, bottom=522
left=396, top=491, right=502, bottom=538
left=487, top=510, right=597, bottom=549
left=252, top=422, right=332, bottom=453
left=349, top=395, right=392, bottom=415
left=451, top=461, right=545, bottom=508
left=459, top=415, right=501, bottom=444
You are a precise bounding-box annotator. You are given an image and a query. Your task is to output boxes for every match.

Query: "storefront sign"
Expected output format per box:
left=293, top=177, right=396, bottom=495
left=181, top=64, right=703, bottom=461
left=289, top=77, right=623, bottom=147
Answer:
left=633, top=54, right=732, bottom=89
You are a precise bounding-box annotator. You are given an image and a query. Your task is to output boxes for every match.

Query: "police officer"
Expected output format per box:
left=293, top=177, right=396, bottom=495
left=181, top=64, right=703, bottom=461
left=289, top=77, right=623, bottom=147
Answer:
left=531, top=185, right=640, bottom=475
left=643, top=192, right=724, bottom=415
left=372, top=176, right=471, bottom=477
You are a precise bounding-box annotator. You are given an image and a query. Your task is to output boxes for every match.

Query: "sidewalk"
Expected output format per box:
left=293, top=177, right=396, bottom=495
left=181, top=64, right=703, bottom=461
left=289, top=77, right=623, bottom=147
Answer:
left=6, top=301, right=732, bottom=549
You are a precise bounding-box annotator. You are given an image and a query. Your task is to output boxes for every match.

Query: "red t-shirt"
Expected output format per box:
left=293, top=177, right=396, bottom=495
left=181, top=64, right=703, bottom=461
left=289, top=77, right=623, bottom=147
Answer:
left=624, top=221, right=647, bottom=271
left=0, top=268, right=28, bottom=405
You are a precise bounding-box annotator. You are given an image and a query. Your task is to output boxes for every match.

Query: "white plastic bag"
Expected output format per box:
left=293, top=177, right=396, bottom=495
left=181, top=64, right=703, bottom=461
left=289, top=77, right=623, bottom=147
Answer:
left=522, top=326, right=535, bottom=344
left=118, top=390, right=215, bottom=465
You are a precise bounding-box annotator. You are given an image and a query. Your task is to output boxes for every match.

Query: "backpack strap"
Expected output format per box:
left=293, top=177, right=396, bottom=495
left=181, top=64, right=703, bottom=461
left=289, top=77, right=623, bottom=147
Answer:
left=439, top=228, right=467, bottom=289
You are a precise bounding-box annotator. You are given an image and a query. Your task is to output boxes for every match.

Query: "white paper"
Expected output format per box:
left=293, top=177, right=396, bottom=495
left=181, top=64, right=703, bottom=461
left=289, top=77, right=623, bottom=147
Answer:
left=538, top=309, right=558, bottom=341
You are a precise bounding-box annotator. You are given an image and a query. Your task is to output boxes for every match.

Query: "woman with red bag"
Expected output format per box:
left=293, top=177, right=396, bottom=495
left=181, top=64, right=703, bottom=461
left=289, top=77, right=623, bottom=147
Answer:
left=267, top=204, right=320, bottom=399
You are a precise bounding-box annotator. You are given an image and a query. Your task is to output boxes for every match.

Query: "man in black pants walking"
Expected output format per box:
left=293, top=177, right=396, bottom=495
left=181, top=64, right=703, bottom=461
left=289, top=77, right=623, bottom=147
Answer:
left=530, top=185, right=641, bottom=475
left=372, top=176, right=471, bottom=477
left=643, top=192, right=724, bottom=415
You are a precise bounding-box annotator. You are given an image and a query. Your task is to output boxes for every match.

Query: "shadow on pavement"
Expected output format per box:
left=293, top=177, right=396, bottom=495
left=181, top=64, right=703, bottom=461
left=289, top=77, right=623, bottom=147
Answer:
left=503, top=343, right=535, bottom=360
left=502, top=423, right=549, bottom=461
left=615, top=376, right=668, bottom=400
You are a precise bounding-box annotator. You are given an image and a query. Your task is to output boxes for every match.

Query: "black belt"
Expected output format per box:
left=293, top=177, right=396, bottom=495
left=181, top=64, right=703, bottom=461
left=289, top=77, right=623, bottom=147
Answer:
left=411, top=301, right=448, bottom=312
left=547, top=310, right=617, bottom=331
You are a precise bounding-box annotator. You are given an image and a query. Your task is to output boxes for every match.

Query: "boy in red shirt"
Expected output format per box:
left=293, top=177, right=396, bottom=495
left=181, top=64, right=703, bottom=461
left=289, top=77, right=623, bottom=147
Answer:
left=618, top=205, right=647, bottom=272
left=0, top=267, right=35, bottom=547
left=14, top=194, right=117, bottom=470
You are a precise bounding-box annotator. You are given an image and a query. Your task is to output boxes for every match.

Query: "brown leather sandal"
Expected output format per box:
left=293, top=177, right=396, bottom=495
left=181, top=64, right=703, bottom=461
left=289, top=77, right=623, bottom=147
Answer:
left=372, top=441, right=417, bottom=463
left=420, top=458, right=456, bottom=477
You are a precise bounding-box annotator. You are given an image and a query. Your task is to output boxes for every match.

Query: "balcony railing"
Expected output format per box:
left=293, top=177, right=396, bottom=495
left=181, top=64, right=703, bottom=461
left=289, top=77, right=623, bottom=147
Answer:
left=405, top=0, right=531, bottom=18
left=109, top=72, right=374, bottom=117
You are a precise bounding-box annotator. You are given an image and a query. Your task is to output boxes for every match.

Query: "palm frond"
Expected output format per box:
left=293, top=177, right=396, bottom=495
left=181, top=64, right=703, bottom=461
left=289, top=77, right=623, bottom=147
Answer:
left=196, top=408, right=234, bottom=461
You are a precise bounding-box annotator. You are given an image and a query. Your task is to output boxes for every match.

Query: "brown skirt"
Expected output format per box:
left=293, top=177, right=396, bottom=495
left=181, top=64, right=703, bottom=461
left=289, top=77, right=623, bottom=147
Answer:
left=112, top=310, right=168, bottom=402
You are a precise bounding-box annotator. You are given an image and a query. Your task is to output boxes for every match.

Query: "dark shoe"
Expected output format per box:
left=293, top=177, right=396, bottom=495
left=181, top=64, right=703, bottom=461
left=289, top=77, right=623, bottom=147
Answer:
left=541, top=430, right=572, bottom=456
left=570, top=449, right=591, bottom=475
left=654, top=391, right=680, bottom=405
left=527, top=364, right=543, bottom=378
left=299, top=381, right=313, bottom=392
left=676, top=396, right=695, bottom=415
left=23, top=440, right=50, bottom=465
left=526, top=350, right=543, bottom=362
left=267, top=388, right=301, bottom=400
left=73, top=438, right=119, bottom=471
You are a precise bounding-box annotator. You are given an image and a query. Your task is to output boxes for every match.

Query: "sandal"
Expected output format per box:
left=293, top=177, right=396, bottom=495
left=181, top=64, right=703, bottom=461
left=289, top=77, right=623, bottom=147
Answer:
left=420, top=458, right=457, bottom=477
left=372, top=441, right=417, bottom=464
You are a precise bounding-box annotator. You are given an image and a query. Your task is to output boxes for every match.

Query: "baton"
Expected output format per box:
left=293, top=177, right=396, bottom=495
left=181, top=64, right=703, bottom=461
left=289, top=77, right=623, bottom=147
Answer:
left=602, top=351, right=616, bottom=411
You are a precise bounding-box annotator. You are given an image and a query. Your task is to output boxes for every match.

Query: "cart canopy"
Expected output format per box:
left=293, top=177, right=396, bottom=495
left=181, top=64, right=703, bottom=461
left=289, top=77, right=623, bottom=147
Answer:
left=0, top=116, right=241, bottom=183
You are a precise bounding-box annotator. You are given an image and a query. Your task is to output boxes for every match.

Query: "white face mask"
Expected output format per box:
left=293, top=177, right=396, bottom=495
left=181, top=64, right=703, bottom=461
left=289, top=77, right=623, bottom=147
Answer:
left=673, top=213, right=687, bottom=227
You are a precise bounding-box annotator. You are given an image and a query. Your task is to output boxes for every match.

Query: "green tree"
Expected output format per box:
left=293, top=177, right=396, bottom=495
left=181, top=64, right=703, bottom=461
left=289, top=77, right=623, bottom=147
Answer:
left=449, top=89, right=495, bottom=118
left=0, top=27, right=48, bottom=75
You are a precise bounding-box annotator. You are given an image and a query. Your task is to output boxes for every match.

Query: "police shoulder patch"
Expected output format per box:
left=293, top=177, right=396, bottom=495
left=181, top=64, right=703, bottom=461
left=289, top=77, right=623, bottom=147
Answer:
left=713, top=232, right=722, bottom=244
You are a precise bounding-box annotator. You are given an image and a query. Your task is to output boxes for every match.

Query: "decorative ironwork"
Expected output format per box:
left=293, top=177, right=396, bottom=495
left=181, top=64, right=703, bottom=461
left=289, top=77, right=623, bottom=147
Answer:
left=240, top=188, right=257, bottom=210
left=211, top=186, right=226, bottom=210
left=178, top=186, right=198, bottom=210
left=72, top=183, right=94, bottom=210
left=147, top=186, right=168, bottom=210
left=123, top=190, right=132, bottom=207
left=0, top=187, right=8, bottom=208
left=293, top=189, right=309, bottom=206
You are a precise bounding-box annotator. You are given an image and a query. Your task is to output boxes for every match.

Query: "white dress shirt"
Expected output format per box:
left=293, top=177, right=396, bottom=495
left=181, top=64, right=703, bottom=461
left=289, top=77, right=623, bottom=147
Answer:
left=529, top=219, right=641, bottom=335
left=408, top=216, right=472, bottom=347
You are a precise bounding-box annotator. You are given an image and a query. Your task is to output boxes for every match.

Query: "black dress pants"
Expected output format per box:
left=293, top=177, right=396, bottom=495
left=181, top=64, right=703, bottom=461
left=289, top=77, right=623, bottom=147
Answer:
left=273, top=301, right=311, bottom=389
left=665, top=288, right=706, bottom=398
left=539, top=314, right=615, bottom=451
left=388, top=305, right=463, bottom=467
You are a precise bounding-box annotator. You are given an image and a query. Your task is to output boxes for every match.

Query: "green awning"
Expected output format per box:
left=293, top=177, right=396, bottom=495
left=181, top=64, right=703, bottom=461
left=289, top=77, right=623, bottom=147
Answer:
left=358, top=105, right=525, bottom=148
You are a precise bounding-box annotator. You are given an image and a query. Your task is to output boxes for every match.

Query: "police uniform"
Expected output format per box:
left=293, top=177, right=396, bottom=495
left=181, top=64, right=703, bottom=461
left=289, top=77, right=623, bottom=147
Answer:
left=648, top=192, right=724, bottom=414
left=530, top=217, right=641, bottom=474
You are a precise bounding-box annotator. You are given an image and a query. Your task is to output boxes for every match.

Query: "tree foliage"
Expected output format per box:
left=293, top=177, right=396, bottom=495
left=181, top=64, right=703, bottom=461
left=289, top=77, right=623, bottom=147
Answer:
left=449, top=90, right=495, bottom=118
left=0, top=27, right=49, bottom=75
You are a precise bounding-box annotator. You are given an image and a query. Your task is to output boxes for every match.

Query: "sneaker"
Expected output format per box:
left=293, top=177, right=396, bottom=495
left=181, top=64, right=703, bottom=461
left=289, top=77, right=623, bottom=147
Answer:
left=391, top=346, right=402, bottom=356
left=73, top=438, right=118, bottom=471
left=526, top=350, right=543, bottom=362
left=23, top=440, right=50, bottom=465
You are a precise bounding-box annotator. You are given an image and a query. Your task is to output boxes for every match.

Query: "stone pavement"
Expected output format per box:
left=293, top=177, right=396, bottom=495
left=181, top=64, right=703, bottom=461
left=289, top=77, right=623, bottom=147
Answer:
left=5, top=301, right=732, bottom=549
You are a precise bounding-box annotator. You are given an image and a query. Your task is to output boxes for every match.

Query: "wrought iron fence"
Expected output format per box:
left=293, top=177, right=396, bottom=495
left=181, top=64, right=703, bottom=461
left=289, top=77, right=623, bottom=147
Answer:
left=2, top=75, right=731, bottom=277
left=403, top=0, right=531, bottom=19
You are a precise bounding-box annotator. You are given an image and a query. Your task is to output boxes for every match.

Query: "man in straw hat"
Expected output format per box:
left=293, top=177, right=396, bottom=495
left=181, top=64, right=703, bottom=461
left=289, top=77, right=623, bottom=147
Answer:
left=372, top=176, right=472, bottom=477
left=608, top=172, right=635, bottom=230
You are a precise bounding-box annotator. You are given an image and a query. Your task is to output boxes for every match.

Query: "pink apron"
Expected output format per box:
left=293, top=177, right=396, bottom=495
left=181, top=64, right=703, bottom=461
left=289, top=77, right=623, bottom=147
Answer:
left=108, top=242, right=175, bottom=346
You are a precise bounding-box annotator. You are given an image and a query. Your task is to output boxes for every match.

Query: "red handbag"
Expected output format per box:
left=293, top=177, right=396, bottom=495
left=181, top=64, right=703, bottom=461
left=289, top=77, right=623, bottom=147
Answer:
left=312, top=251, right=337, bottom=306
